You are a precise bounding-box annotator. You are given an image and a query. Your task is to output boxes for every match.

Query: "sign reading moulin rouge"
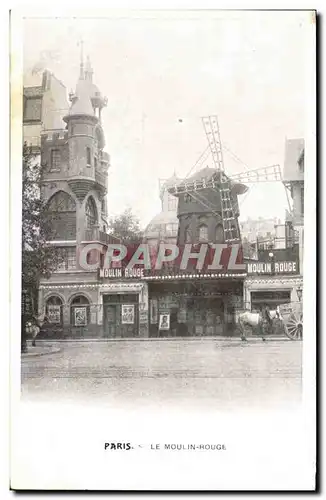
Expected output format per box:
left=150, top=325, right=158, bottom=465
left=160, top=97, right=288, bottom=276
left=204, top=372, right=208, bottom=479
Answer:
left=247, top=261, right=299, bottom=275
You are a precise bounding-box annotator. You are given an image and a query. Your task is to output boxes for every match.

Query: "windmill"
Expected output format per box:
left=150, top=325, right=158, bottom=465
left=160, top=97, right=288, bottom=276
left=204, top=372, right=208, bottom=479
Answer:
left=168, top=115, right=290, bottom=245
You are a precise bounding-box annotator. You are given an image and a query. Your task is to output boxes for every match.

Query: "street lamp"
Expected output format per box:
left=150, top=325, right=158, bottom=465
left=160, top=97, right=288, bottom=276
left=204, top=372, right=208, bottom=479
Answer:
left=296, top=285, right=303, bottom=302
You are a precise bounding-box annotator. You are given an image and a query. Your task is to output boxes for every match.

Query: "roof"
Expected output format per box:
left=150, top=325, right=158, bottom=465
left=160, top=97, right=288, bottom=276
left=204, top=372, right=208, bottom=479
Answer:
left=144, top=210, right=179, bottom=238
left=68, top=78, right=97, bottom=117
left=159, top=173, right=181, bottom=198
left=283, top=138, right=305, bottom=182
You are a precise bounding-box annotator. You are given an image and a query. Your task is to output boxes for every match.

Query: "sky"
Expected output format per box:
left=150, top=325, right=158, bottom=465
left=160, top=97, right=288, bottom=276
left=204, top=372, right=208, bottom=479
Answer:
left=23, top=11, right=310, bottom=229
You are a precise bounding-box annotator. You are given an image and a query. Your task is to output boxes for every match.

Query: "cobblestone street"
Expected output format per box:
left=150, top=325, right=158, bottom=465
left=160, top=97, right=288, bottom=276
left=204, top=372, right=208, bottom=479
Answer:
left=21, top=339, right=302, bottom=410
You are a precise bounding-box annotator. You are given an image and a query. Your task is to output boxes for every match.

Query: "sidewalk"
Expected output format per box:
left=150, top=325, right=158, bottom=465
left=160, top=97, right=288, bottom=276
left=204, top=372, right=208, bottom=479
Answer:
left=21, top=342, right=61, bottom=358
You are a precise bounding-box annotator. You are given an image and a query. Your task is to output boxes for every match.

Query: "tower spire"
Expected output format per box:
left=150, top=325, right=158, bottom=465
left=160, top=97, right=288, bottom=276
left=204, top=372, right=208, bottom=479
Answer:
left=85, top=55, right=93, bottom=82
left=79, top=39, right=84, bottom=79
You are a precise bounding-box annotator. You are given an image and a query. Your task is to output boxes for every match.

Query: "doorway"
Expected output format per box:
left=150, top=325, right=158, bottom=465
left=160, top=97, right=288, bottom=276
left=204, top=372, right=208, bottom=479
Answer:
left=103, top=294, right=139, bottom=338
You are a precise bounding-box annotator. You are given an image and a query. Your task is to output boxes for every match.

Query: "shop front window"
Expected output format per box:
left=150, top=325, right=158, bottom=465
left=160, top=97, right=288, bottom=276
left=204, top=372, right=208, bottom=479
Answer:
left=70, top=295, right=90, bottom=326
left=46, top=296, right=63, bottom=324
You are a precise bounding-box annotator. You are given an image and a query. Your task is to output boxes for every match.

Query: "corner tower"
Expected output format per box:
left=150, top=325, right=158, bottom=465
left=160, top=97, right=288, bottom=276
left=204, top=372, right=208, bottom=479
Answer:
left=63, top=55, right=110, bottom=239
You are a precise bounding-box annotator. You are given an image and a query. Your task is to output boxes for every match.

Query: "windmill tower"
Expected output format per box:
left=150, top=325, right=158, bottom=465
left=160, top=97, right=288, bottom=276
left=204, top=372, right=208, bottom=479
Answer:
left=169, top=115, right=283, bottom=246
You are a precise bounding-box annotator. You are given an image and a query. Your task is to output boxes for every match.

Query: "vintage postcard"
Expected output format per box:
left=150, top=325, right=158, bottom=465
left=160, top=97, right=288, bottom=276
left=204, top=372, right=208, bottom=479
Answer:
left=10, top=9, right=316, bottom=491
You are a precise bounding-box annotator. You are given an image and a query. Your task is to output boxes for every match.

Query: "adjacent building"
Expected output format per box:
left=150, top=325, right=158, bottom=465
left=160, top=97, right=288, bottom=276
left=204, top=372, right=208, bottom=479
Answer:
left=23, top=68, right=69, bottom=153
left=243, top=139, right=304, bottom=312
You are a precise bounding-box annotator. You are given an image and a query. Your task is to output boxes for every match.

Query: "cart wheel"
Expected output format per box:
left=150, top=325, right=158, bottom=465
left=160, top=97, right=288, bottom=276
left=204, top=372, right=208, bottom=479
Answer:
left=283, top=312, right=303, bottom=340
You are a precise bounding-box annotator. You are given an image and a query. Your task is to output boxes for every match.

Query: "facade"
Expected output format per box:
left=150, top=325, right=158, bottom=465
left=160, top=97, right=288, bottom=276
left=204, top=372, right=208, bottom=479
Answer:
left=29, top=61, right=304, bottom=339
left=143, top=167, right=248, bottom=337
left=37, top=56, right=149, bottom=339
left=243, top=138, right=304, bottom=313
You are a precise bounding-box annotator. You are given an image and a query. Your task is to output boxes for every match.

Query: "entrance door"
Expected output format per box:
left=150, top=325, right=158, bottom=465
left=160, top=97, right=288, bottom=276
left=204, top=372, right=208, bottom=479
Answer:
left=104, top=305, right=117, bottom=338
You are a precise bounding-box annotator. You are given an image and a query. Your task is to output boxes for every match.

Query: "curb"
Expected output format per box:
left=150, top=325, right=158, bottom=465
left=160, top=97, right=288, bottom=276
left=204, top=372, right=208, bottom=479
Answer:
left=34, top=336, right=292, bottom=343
left=21, top=347, right=62, bottom=358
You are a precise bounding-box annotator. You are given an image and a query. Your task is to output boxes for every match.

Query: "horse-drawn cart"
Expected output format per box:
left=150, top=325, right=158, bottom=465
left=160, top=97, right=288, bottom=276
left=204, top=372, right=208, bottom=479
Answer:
left=278, top=301, right=303, bottom=341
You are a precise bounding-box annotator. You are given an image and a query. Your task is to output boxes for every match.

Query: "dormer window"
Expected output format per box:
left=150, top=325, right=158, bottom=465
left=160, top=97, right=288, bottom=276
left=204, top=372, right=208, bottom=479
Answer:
left=86, top=147, right=91, bottom=166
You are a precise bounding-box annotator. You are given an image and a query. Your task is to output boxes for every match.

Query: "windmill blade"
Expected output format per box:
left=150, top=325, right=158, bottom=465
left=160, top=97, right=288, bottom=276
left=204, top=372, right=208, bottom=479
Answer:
left=202, top=116, right=225, bottom=171
left=229, top=164, right=282, bottom=183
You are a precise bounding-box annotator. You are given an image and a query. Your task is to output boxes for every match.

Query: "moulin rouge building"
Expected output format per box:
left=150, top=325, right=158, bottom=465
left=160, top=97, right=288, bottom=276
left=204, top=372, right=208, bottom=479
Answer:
left=37, top=57, right=254, bottom=340
left=37, top=56, right=249, bottom=340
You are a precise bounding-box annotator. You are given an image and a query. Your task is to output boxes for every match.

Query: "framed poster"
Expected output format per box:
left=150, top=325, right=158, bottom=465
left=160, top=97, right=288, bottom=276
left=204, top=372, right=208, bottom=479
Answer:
left=47, top=305, right=61, bottom=324
left=74, top=307, right=87, bottom=326
left=121, top=304, right=135, bottom=325
left=159, top=313, right=170, bottom=331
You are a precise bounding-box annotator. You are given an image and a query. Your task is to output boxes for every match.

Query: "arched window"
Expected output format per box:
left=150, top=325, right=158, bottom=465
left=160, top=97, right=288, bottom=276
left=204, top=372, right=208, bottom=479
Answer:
left=48, top=191, right=76, bottom=212
left=47, top=191, right=76, bottom=240
left=85, top=197, right=97, bottom=229
left=70, top=295, right=90, bottom=326
left=215, top=224, right=224, bottom=243
left=185, top=226, right=191, bottom=243
left=198, top=224, right=208, bottom=242
left=46, top=296, right=63, bottom=325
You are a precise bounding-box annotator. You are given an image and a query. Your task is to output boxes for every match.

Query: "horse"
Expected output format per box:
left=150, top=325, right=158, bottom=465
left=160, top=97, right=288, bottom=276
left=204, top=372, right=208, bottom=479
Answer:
left=25, top=311, right=48, bottom=346
left=238, top=307, right=281, bottom=341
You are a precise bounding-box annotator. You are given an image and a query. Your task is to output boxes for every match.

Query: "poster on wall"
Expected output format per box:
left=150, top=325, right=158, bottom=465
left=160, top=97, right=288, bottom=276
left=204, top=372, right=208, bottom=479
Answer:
left=47, top=305, right=61, bottom=324
left=150, top=299, right=158, bottom=324
left=139, top=303, right=148, bottom=324
left=159, top=313, right=170, bottom=331
left=121, top=304, right=135, bottom=324
left=74, top=307, right=87, bottom=326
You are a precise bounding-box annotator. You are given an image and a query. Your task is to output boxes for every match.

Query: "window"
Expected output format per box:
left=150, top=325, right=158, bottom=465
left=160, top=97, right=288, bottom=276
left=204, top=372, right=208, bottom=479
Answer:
left=85, top=197, right=97, bottom=228
left=94, top=157, right=98, bottom=170
left=101, top=199, right=105, bottom=212
left=23, top=97, right=42, bottom=122
left=46, top=296, right=63, bottom=324
left=48, top=191, right=76, bottom=212
left=57, top=247, right=76, bottom=271
left=168, top=196, right=177, bottom=211
left=301, top=187, right=304, bottom=216
left=198, top=224, right=208, bottom=242
left=215, top=224, right=224, bottom=243
left=70, top=295, right=90, bottom=326
left=86, top=147, right=91, bottom=166
left=47, top=191, right=77, bottom=240
left=185, top=226, right=191, bottom=243
left=50, top=149, right=61, bottom=171
left=184, top=193, right=192, bottom=203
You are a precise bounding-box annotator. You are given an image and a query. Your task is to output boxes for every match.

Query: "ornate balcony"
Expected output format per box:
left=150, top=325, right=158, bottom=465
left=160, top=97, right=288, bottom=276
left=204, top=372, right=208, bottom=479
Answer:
left=95, top=170, right=108, bottom=190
